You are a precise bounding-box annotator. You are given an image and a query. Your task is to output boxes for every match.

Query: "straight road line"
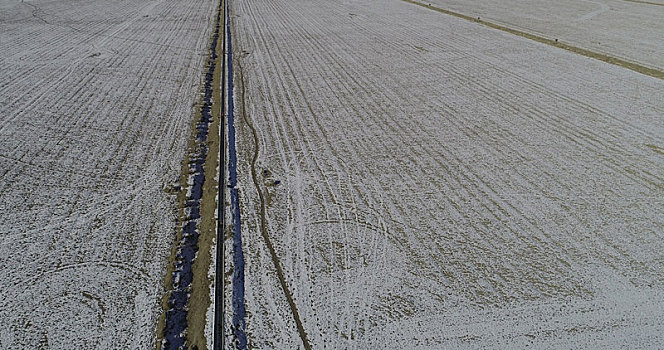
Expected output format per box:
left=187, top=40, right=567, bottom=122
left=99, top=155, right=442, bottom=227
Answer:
left=213, top=0, right=227, bottom=346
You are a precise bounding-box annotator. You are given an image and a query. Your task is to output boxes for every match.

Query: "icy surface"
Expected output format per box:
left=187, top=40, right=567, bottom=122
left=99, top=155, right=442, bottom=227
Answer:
left=229, top=0, right=664, bottom=348
left=0, top=0, right=216, bottom=347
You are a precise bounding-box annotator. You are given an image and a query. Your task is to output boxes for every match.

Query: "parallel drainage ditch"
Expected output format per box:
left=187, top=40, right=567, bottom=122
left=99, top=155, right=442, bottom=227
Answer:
left=161, top=0, right=222, bottom=348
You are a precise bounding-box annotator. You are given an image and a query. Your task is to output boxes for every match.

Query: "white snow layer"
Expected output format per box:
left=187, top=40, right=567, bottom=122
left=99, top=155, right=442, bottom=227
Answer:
left=0, top=0, right=217, bottom=348
left=424, top=0, right=664, bottom=71
left=228, top=0, right=664, bottom=348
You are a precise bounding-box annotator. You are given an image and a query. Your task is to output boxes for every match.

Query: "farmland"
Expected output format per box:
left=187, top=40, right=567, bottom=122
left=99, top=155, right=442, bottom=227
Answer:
left=226, top=0, right=664, bottom=348
left=1, top=0, right=663, bottom=348
left=0, top=0, right=217, bottom=347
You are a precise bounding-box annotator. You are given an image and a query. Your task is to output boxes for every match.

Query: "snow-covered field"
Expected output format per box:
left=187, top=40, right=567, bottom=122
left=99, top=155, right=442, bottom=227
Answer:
left=423, top=0, right=664, bottom=70
left=0, top=0, right=216, bottom=347
left=228, top=0, right=664, bottom=348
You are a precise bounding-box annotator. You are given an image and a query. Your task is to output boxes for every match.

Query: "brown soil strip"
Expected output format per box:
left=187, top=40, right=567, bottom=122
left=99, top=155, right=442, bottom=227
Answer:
left=156, top=94, right=198, bottom=350
left=155, top=2, right=223, bottom=348
left=403, top=0, right=664, bottom=80
left=237, top=61, right=312, bottom=350
left=187, top=7, right=224, bottom=349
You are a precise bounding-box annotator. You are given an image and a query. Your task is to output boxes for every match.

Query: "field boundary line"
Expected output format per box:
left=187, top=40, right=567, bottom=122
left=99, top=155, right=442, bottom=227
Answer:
left=402, top=0, right=664, bottom=80
left=237, top=60, right=313, bottom=350
left=623, top=0, right=664, bottom=6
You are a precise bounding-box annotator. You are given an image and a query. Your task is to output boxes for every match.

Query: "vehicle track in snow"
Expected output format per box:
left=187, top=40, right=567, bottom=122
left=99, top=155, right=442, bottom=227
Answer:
left=237, top=61, right=312, bottom=350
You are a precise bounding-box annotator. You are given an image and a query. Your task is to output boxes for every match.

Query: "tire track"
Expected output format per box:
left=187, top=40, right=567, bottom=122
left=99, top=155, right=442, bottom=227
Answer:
left=237, top=59, right=312, bottom=350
